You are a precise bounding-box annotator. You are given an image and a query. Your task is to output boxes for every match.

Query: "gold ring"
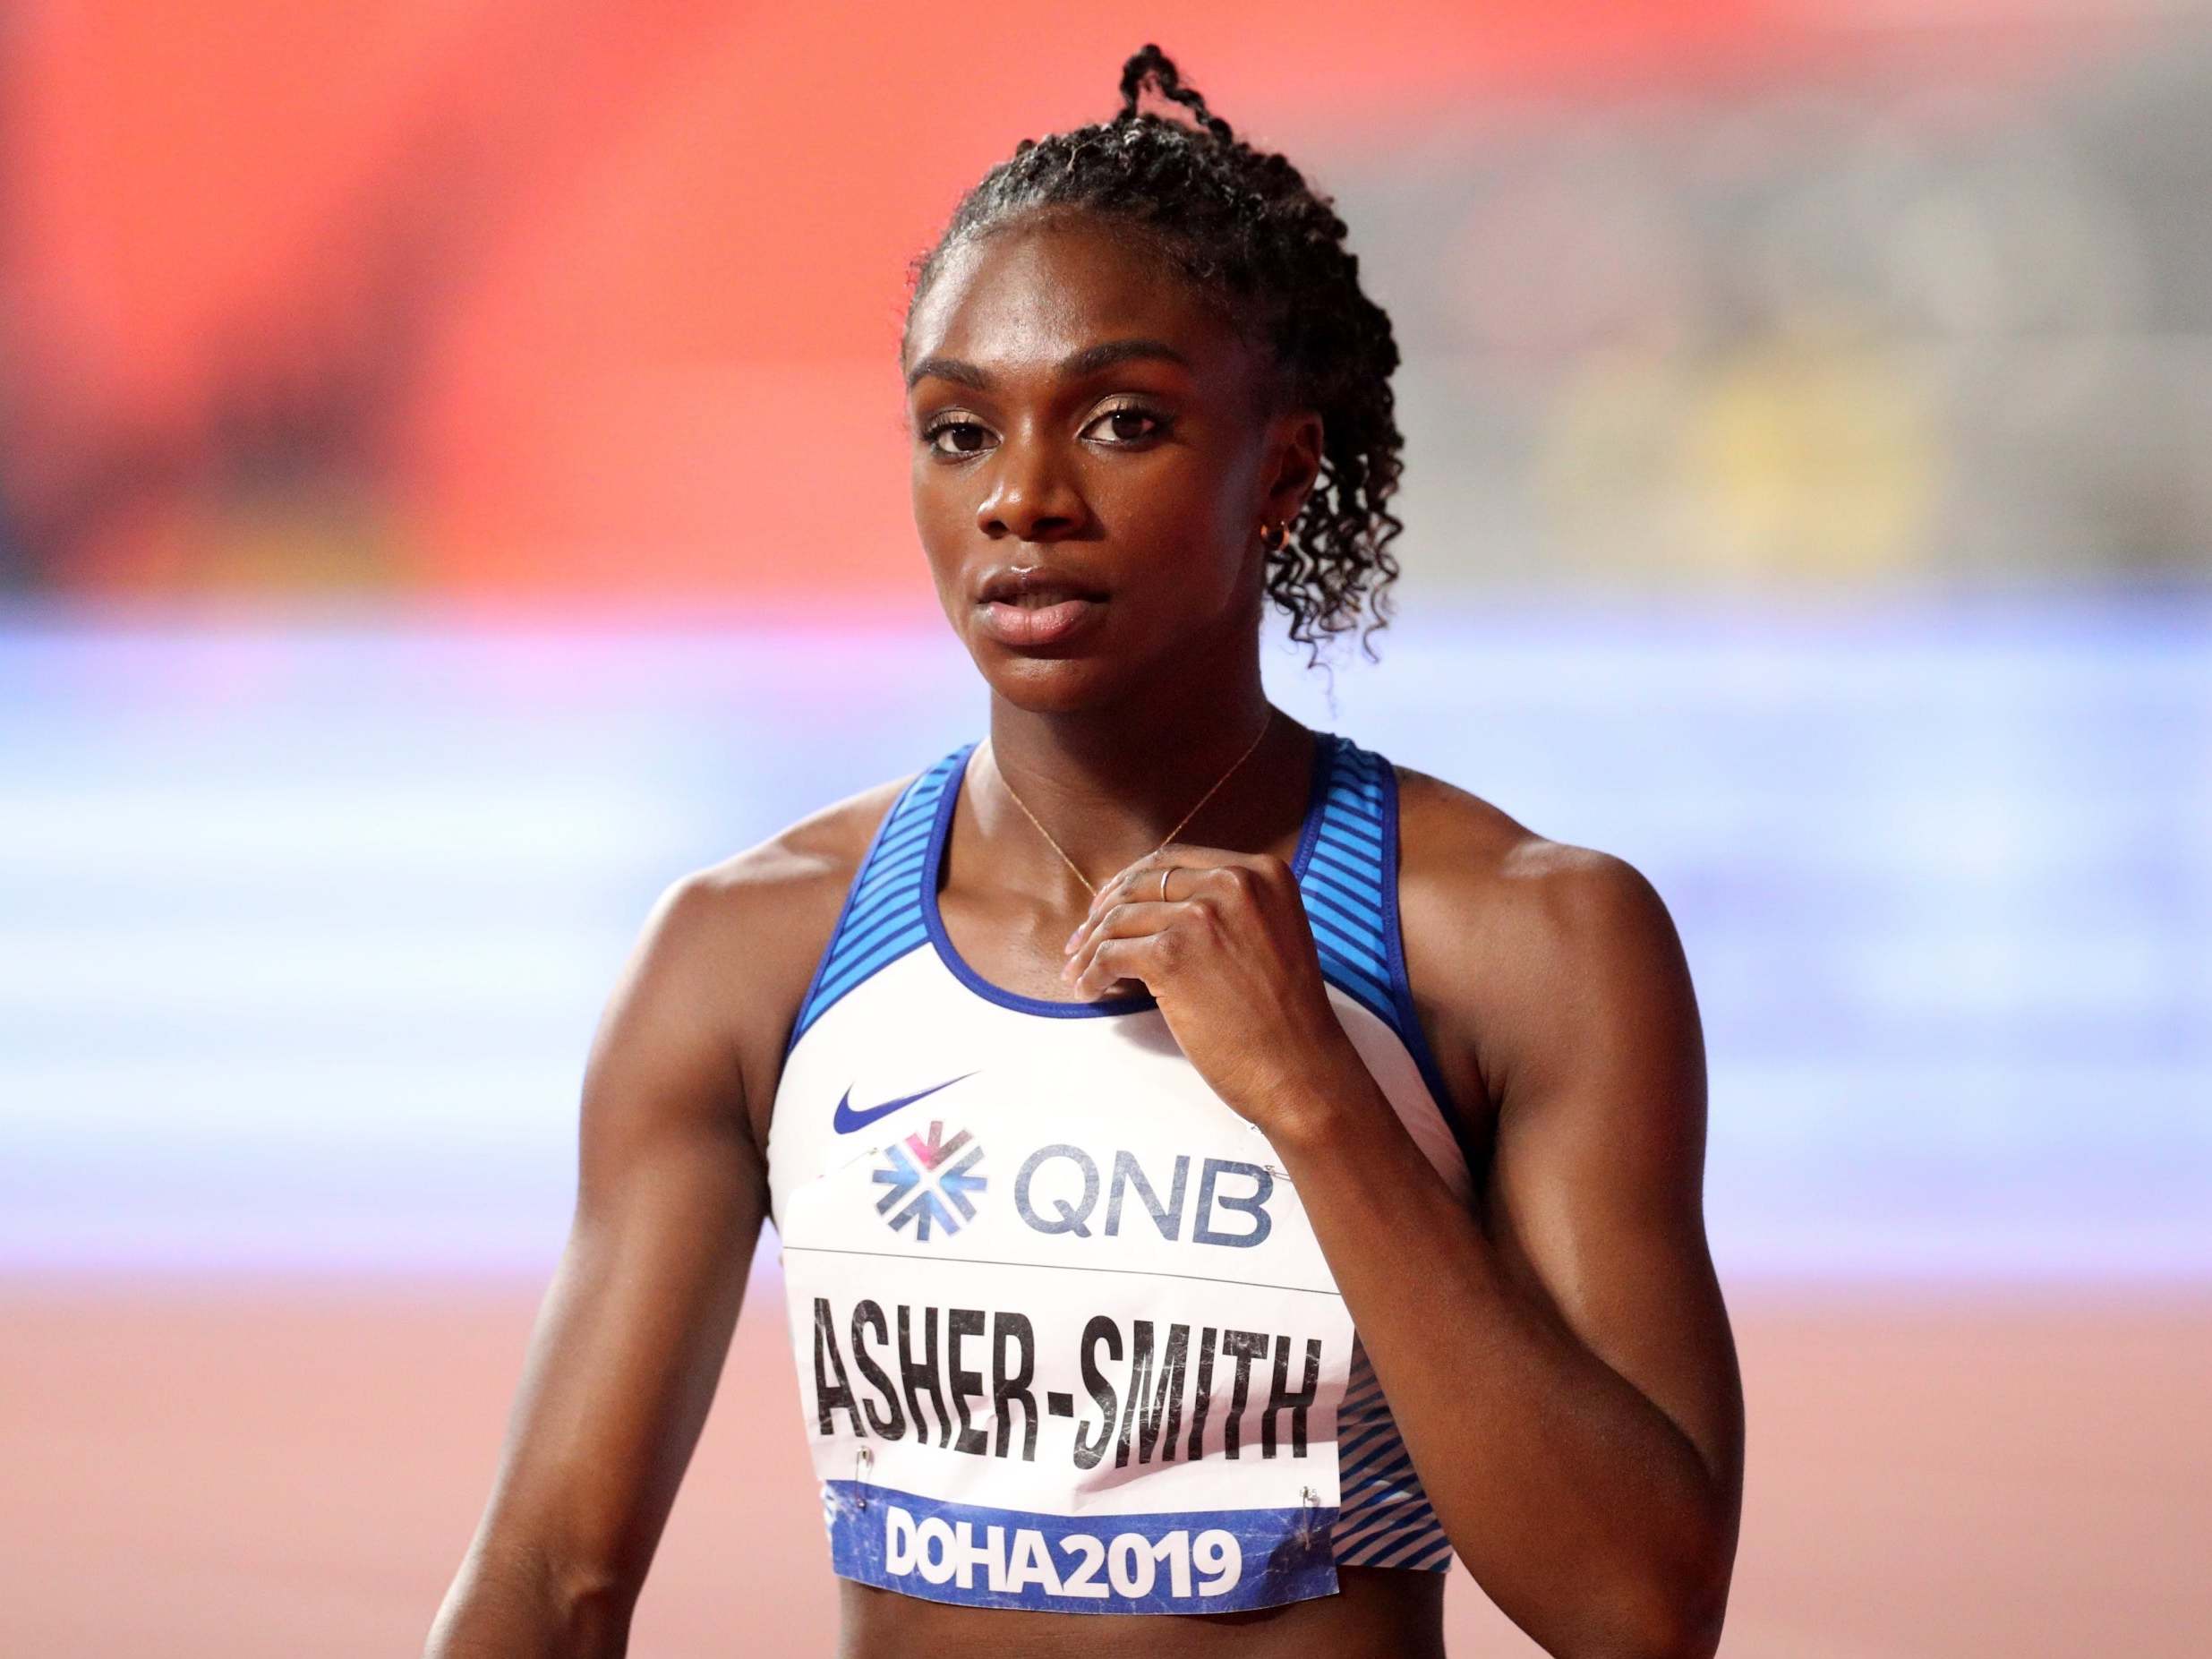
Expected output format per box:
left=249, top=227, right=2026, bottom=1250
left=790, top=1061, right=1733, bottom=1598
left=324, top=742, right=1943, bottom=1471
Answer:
left=1158, top=866, right=1173, bottom=903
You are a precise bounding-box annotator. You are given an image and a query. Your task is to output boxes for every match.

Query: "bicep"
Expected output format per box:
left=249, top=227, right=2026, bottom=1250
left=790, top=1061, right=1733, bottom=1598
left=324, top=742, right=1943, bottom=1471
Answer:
left=1481, top=851, right=1743, bottom=1498
left=472, top=874, right=771, bottom=1604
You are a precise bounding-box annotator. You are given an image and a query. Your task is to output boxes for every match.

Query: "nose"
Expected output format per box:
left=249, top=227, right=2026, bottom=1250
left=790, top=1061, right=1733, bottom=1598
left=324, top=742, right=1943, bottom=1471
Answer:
left=975, top=427, right=1086, bottom=543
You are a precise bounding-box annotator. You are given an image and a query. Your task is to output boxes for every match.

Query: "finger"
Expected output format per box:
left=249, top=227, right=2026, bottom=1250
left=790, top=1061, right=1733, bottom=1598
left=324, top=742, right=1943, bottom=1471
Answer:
left=1071, top=859, right=1279, bottom=959
left=1065, top=861, right=1228, bottom=957
left=1067, top=931, right=1167, bottom=999
left=1061, top=898, right=1175, bottom=982
left=1081, top=843, right=1260, bottom=925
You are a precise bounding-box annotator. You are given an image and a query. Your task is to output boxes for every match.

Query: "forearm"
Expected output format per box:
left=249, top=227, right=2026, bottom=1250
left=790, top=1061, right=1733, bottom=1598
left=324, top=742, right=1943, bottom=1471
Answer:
left=1274, top=1076, right=1729, bottom=1658
left=424, top=1539, right=635, bottom=1659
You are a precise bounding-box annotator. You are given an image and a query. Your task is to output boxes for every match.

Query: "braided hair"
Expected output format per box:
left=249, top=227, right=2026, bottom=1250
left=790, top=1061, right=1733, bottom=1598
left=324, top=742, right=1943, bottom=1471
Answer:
left=902, top=43, right=1407, bottom=666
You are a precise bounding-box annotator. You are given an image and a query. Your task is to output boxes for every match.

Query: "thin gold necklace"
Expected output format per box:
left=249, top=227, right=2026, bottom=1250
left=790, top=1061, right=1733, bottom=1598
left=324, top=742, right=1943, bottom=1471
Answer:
left=981, top=709, right=1277, bottom=899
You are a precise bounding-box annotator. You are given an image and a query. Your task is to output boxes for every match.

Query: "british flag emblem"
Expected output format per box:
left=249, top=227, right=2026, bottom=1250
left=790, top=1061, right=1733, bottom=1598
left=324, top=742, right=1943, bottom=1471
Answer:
left=870, top=1120, right=987, bottom=1242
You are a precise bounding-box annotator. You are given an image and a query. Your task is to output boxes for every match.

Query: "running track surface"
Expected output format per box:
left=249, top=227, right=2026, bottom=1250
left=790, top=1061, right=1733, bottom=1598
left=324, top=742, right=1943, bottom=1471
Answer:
left=7, top=1279, right=2205, bottom=1655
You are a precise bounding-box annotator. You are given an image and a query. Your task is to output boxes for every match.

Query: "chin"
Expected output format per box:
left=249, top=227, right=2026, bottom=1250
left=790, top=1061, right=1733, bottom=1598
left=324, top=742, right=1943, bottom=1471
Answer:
left=975, top=650, right=1132, bottom=714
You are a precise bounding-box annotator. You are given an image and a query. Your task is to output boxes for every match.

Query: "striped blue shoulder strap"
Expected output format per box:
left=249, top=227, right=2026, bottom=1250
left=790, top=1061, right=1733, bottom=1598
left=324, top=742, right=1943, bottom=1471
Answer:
left=1298, top=736, right=1399, bottom=1026
left=1298, top=734, right=1471, bottom=1151
left=784, top=745, right=970, bottom=1055
left=1300, top=735, right=1469, bottom=1573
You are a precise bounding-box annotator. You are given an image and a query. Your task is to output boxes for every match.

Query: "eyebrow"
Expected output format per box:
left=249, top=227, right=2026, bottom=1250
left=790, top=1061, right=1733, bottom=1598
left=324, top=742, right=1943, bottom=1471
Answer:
left=904, top=337, right=1191, bottom=393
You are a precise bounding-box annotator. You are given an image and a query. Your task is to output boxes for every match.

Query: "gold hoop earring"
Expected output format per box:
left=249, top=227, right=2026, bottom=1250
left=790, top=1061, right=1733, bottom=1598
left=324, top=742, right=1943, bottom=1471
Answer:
left=1260, top=520, right=1289, bottom=554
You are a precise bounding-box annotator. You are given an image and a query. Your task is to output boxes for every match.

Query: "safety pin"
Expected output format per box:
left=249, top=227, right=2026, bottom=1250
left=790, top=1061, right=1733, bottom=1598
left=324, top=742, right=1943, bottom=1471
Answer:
left=853, top=1445, right=874, bottom=1510
left=1296, top=1484, right=1323, bottom=1546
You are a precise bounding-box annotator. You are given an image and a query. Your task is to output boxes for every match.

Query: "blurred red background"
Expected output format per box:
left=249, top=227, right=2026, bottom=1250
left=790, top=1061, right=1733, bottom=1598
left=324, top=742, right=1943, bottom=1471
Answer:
left=6, top=0, right=2148, bottom=601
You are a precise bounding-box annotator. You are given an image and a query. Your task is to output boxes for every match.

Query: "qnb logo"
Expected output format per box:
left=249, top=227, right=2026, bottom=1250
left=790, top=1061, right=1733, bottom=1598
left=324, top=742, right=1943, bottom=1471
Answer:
left=872, top=1121, right=987, bottom=1242
left=1015, top=1145, right=1275, bottom=1250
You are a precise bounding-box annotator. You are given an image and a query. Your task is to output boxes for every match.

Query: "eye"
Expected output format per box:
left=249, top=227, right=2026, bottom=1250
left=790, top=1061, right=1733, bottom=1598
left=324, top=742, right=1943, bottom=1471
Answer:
left=1083, top=401, right=1172, bottom=447
left=920, top=415, right=995, bottom=459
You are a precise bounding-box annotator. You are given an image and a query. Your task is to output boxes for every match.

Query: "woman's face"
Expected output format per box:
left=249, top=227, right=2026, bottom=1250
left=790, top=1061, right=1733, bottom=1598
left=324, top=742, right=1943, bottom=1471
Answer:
left=902, top=211, right=1320, bottom=712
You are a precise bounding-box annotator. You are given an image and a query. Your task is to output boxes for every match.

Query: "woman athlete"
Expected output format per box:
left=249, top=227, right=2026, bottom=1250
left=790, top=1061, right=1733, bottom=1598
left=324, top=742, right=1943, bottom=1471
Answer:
left=427, top=44, right=1743, bottom=1659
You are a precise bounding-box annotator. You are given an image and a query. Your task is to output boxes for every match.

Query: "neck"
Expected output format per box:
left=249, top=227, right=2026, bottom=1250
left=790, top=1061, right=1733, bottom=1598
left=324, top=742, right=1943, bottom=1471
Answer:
left=977, top=656, right=1301, bottom=897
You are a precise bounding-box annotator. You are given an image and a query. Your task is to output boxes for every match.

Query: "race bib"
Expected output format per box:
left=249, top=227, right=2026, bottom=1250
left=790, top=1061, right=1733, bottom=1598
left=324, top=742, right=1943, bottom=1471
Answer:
left=778, top=1111, right=1356, bottom=1614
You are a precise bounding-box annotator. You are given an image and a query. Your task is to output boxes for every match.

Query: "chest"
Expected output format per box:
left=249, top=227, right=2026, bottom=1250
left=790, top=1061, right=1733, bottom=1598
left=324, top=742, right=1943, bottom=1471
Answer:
left=767, top=950, right=1315, bottom=1254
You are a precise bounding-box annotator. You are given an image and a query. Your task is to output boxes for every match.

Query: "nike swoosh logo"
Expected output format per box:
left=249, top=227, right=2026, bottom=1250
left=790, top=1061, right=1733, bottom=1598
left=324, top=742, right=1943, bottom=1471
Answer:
left=833, top=1071, right=978, bottom=1134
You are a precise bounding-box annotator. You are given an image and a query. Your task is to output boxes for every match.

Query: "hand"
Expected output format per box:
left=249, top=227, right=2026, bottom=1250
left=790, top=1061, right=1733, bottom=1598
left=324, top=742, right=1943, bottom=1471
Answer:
left=1060, top=842, right=1373, bottom=1134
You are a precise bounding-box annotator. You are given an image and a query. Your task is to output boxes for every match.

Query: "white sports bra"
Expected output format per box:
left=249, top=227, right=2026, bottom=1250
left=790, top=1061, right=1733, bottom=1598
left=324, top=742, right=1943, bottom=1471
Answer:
left=764, top=731, right=1479, bottom=1615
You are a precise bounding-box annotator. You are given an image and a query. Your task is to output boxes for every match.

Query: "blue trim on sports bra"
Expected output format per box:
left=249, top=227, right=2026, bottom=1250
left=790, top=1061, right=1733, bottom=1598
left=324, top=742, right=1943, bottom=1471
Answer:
left=782, top=750, right=966, bottom=1056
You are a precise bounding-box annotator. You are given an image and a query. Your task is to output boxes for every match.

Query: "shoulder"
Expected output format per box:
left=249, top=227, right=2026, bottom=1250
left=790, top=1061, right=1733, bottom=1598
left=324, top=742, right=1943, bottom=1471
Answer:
left=1391, top=759, right=1680, bottom=964
left=629, top=769, right=927, bottom=1142
left=1388, top=759, right=1696, bottom=1113
left=671, top=769, right=915, bottom=927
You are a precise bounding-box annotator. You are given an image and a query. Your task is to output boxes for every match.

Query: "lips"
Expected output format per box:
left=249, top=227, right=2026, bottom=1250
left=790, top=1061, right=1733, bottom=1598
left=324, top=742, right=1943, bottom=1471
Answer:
left=977, top=568, right=1107, bottom=606
left=988, top=582, right=1093, bottom=608
left=974, top=565, right=1108, bottom=651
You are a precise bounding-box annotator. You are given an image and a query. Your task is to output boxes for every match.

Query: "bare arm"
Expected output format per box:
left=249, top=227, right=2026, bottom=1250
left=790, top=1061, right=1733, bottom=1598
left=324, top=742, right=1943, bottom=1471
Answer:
left=425, top=873, right=770, bottom=1657
left=1277, top=845, right=1744, bottom=1658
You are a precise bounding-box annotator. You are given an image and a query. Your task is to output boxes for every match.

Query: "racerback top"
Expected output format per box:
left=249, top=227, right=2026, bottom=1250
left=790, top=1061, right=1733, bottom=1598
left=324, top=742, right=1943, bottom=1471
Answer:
left=764, top=730, right=1480, bottom=1616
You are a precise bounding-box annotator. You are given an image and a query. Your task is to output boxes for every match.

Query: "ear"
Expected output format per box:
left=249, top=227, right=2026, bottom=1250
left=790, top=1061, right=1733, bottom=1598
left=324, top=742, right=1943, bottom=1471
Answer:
left=1260, top=407, right=1325, bottom=532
